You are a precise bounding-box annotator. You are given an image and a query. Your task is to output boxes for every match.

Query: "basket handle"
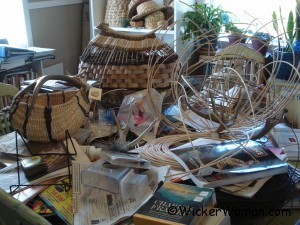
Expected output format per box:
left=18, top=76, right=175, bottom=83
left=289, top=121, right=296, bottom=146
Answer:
left=97, top=22, right=162, bottom=40
left=32, top=74, right=88, bottom=106
left=12, top=75, right=88, bottom=113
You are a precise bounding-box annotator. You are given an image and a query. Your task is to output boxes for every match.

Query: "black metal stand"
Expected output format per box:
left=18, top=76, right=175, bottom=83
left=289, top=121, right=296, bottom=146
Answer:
left=10, top=129, right=76, bottom=194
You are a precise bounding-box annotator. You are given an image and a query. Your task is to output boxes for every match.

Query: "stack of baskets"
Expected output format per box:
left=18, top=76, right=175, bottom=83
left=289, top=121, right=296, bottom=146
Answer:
left=79, top=23, right=178, bottom=90
left=129, top=0, right=167, bottom=29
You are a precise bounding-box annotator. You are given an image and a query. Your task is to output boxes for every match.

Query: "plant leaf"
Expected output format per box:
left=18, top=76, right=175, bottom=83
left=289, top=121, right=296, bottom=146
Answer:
left=287, top=11, right=295, bottom=47
left=272, top=11, right=278, bottom=33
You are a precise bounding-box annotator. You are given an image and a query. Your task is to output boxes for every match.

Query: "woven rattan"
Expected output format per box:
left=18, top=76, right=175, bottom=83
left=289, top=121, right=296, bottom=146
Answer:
left=104, top=0, right=131, bottom=27
left=79, top=23, right=178, bottom=89
left=131, top=1, right=165, bottom=21
left=128, top=0, right=150, bottom=18
left=10, top=75, right=90, bottom=142
left=145, top=11, right=165, bottom=29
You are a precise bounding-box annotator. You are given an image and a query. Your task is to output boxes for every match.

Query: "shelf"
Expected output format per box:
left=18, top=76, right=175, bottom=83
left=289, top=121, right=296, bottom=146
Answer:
left=89, top=0, right=197, bottom=55
left=93, top=26, right=175, bottom=35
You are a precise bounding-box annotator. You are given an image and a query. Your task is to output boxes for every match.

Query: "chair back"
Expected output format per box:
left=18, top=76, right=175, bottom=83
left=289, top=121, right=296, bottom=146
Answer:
left=0, top=187, right=52, bottom=225
left=0, top=82, right=19, bottom=135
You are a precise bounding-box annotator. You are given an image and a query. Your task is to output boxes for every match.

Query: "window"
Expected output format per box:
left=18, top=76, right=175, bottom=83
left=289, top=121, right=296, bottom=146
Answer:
left=211, top=0, right=296, bottom=36
left=0, top=0, right=32, bottom=47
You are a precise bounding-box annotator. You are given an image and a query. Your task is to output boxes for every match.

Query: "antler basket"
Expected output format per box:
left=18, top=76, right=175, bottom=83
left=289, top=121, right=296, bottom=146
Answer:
left=9, top=75, right=90, bottom=142
left=79, top=23, right=179, bottom=90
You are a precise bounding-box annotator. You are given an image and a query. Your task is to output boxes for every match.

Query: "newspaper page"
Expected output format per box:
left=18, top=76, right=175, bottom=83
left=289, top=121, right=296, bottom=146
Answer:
left=72, top=162, right=170, bottom=225
left=0, top=137, right=90, bottom=193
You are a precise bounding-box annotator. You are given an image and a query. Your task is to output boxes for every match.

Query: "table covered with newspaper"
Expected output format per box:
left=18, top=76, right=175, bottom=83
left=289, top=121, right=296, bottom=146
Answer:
left=72, top=161, right=169, bottom=225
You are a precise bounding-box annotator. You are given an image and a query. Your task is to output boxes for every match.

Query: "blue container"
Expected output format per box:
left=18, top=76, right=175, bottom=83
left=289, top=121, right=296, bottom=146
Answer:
left=273, top=49, right=300, bottom=80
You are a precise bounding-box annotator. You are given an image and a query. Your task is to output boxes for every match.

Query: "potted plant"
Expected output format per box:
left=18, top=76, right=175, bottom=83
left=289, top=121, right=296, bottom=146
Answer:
left=182, top=3, right=229, bottom=51
left=225, top=22, right=247, bottom=45
left=250, top=32, right=272, bottom=56
left=272, top=0, right=300, bottom=80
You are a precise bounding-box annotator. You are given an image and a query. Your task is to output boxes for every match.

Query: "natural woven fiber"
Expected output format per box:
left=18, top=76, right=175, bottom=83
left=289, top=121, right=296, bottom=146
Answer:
left=128, top=0, right=150, bottom=18
left=104, top=0, right=131, bottom=27
left=131, top=1, right=165, bottom=21
left=10, top=75, right=90, bottom=142
left=144, top=11, right=165, bottom=29
left=79, top=23, right=178, bottom=90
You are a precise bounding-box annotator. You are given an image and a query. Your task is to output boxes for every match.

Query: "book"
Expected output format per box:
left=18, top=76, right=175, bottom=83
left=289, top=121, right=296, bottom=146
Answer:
left=169, top=139, right=288, bottom=188
left=0, top=44, right=35, bottom=58
left=27, top=47, right=55, bottom=57
left=0, top=54, right=30, bottom=63
left=133, top=182, right=217, bottom=225
left=39, top=177, right=72, bottom=225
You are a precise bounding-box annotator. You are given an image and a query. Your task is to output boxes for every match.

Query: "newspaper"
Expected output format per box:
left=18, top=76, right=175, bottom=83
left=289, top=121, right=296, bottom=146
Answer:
left=270, top=124, right=300, bottom=160
left=72, top=162, right=170, bottom=225
left=0, top=137, right=90, bottom=193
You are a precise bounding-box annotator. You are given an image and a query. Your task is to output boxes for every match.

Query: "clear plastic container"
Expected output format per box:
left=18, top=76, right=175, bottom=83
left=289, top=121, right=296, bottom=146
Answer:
left=81, top=159, right=148, bottom=200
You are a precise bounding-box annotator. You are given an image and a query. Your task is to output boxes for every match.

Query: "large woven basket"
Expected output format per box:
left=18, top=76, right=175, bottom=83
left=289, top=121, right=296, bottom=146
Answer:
left=9, top=75, right=90, bottom=142
left=79, top=23, right=178, bottom=90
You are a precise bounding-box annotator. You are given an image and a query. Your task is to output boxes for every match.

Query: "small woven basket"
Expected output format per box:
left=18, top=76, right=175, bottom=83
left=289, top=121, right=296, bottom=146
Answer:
left=104, top=0, right=131, bottom=27
left=79, top=23, right=178, bottom=90
left=9, top=75, right=90, bottom=142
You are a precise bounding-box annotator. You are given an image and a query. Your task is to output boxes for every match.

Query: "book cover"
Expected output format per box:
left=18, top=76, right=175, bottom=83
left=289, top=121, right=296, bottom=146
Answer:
left=39, top=177, right=73, bottom=225
left=170, top=139, right=288, bottom=188
left=133, top=182, right=216, bottom=225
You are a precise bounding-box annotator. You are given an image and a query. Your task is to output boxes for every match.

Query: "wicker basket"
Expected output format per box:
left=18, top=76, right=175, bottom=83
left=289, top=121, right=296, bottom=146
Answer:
left=144, top=11, right=165, bottom=29
left=79, top=23, right=178, bottom=90
left=104, top=0, right=131, bottom=27
left=9, top=75, right=90, bottom=142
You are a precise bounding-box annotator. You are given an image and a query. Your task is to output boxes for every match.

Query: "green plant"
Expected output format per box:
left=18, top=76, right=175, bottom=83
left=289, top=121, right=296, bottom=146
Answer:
left=182, top=3, right=228, bottom=40
left=272, top=0, right=300, bottom=52
left=225, top=22, right=246, bottom=35
left=251, top=32, right=272, bottom=42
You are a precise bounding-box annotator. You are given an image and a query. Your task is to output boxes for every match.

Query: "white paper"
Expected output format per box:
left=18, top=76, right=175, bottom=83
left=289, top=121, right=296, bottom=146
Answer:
left=72, top=163, right=169, bottom=225
left=271, top=124, right=300, bottom=160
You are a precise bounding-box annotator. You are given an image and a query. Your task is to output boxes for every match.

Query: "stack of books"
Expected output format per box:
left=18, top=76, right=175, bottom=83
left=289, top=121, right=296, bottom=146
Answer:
left=0, top=45, right=55, bottom=70
left=0, top=45, right=35, bottom=70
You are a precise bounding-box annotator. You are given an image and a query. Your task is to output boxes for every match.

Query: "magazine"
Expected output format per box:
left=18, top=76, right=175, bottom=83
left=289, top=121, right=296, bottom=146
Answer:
left=169, top=139, right=288, bottom=188
left=39, top=177, right=73, bottom=225
left=219, top=176, right=272, bottom=198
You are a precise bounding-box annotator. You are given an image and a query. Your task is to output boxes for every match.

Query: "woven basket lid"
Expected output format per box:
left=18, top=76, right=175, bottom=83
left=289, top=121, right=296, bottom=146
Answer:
left=128, top=0, right=150, bottom=18
left=131, top=1, right=165, bottom=21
